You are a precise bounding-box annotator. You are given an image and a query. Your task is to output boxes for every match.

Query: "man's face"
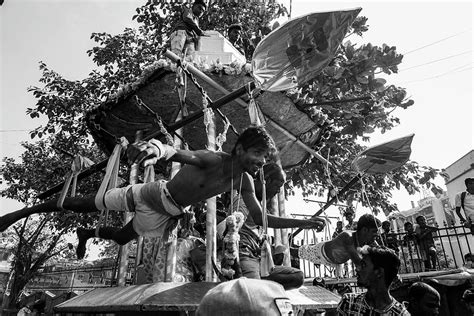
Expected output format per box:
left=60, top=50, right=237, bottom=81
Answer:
left=405, top=223, right=414, bottom=233
left=345, top=213, right=353, bottom=222
left=467, top=181, right=474, bottom=194
left=265, top=173, right=285, bottom=198
left=413, top=292, right=440, bottom=316
left=192, top=4, right=206, bottom=18
left=382, top=222, right=390, bottom=232
left=228, top=28, right=241, bottom=44
left=336, top=222, right=343, bottom=230
left=465, top=256, right=473, bottom=268
left=417, top=216, right=427, bottom=227
left=361, top=227, right=379, bottom=245
left=238, top=145, right=268, bottom=175
left=356, top=255, right=377, bottom=287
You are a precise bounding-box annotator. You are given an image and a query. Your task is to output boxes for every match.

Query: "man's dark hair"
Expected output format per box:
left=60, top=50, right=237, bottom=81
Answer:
left=193, top=0, right=207, bottom=8
left=356, top=214, right=381, bottom=232
left=232, top=125, right=276, bottom=157
left=228, top=23, right=242, bottom=33
left=404, top=221, right=413, bottom=228
left=465, top=253, right=473, bottom=260
left=415, top=215, right=425, bottom=223
left=408, top=282, right=439, bottom=301
left=466, top=178, right=474, bottom=186
left=382, top=220, right=390, bottom=226
left=364, top=246, right=400, bottom=287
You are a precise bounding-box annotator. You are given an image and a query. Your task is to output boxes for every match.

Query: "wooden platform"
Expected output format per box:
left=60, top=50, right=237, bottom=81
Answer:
left=54, top=282, right=341, bottom=314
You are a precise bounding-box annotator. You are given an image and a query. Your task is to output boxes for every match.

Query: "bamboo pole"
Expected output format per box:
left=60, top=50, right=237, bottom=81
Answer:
left=164, top=111, right=184, bottom=282
left=278, top=189, right=291, bottom=267
left=117, top=131, right=142, bottom=286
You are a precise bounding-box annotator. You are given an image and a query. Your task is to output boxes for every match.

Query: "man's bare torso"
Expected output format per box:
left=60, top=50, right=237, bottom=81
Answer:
left=325, top=231, right=360, bottom=264
left=167, top=151, right=248, bottom=206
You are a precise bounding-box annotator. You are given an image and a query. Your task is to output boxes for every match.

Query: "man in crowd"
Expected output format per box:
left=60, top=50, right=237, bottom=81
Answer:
left=381, top=220, right=400, bottom=254
left=170, top=0, right=207, bottom=58
left=462, top=288, right=474, bottom=315
left=343, top=207, right=358, bottom=230
left=332, top=220, right=343, bottom=239
left=227, top=23, right=254, bottom=61
left=415, top=215, right=438, bottom=270
left=337, top=246, right=409, bottom=315
left=455, top=178, right=474, bottom=227
left=405, top=282, right=441, bottom=316
left=402, top=221, right=423, bottom=272
left=0, top=126, right=326, bottom=260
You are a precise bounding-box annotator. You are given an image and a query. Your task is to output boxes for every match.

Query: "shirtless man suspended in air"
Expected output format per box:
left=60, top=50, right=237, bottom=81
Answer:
left=291, top=214, right=381, bottom=266
left=0, top=126, right=325, bottom=259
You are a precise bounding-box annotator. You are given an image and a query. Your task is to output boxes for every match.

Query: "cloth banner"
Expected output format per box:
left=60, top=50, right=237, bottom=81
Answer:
left=252, top=8, right=361, bottom=91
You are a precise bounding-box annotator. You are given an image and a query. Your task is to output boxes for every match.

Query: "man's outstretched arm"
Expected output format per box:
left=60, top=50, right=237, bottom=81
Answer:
left=126, top=139, right=221, bottom=169
left=239, top=175, right=325, bottom=231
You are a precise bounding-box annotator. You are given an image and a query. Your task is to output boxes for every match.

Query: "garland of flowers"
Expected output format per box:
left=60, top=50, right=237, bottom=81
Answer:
left=107, top=58, right=251, bottom=103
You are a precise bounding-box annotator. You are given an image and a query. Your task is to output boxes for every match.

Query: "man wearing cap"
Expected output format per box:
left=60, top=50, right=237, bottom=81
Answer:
left=196, top=278, right=293, bottom=316
left=455, top=178, right=474, bottom=227
left=170, top=0, right=207, bottom=58
left=337, top=246, right=409, bottom=315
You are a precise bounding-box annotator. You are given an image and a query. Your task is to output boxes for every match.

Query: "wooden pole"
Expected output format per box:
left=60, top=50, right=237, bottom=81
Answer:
left=205, top=109, right=217, bottom=282
left=117, top=131, right=142, bottom=286
left=269, top=195, right=280, bottom=246
left=278, top=189, right=291, bottom=267
left=165, top=111, right=184, bottom=282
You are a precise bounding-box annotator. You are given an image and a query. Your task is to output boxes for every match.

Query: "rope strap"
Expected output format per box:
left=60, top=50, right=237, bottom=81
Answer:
left=94, top=137, right=129, bottom=237
left=57, top=155, right=95, bottom=211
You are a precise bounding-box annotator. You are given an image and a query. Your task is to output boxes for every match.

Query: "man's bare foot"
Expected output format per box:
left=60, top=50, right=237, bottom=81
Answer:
left=76, top=228, right=89, bottom=260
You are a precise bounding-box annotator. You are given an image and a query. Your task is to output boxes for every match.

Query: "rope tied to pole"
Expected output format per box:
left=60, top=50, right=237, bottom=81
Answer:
left=94, top=137, right=129, bottom=237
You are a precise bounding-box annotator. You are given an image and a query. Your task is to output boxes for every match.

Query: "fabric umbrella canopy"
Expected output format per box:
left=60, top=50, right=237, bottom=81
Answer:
left=351, top=134, right=415, bottom=174
left=251, top=7, right=361, bottom=92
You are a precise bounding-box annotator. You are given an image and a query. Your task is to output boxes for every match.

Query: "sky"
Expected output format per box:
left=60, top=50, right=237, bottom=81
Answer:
left=1, top=0, right=473, bottom=227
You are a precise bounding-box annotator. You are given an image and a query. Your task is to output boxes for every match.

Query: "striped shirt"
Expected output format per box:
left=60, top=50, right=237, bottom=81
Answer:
left=337, top=293, right=410, bottom=316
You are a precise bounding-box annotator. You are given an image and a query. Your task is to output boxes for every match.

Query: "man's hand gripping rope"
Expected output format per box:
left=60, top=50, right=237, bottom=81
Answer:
left=126, top=139, right=177, bottom=166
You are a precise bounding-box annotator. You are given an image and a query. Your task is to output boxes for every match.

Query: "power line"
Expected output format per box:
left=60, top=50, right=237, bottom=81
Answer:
left=400, top=62, right=474, bottom=84
left=0, top=129, right=31, bottom=132
left=399, top=50, right=473, bottom=72
left=403, top=29, right=472, bottom=55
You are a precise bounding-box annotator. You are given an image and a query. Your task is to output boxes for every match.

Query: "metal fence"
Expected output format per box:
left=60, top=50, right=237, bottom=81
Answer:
left=296, top=222, right=474, bottom=280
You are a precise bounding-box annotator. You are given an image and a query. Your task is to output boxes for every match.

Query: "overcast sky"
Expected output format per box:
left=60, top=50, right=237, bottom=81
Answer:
left=1, top=1, right=473, bottom=223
